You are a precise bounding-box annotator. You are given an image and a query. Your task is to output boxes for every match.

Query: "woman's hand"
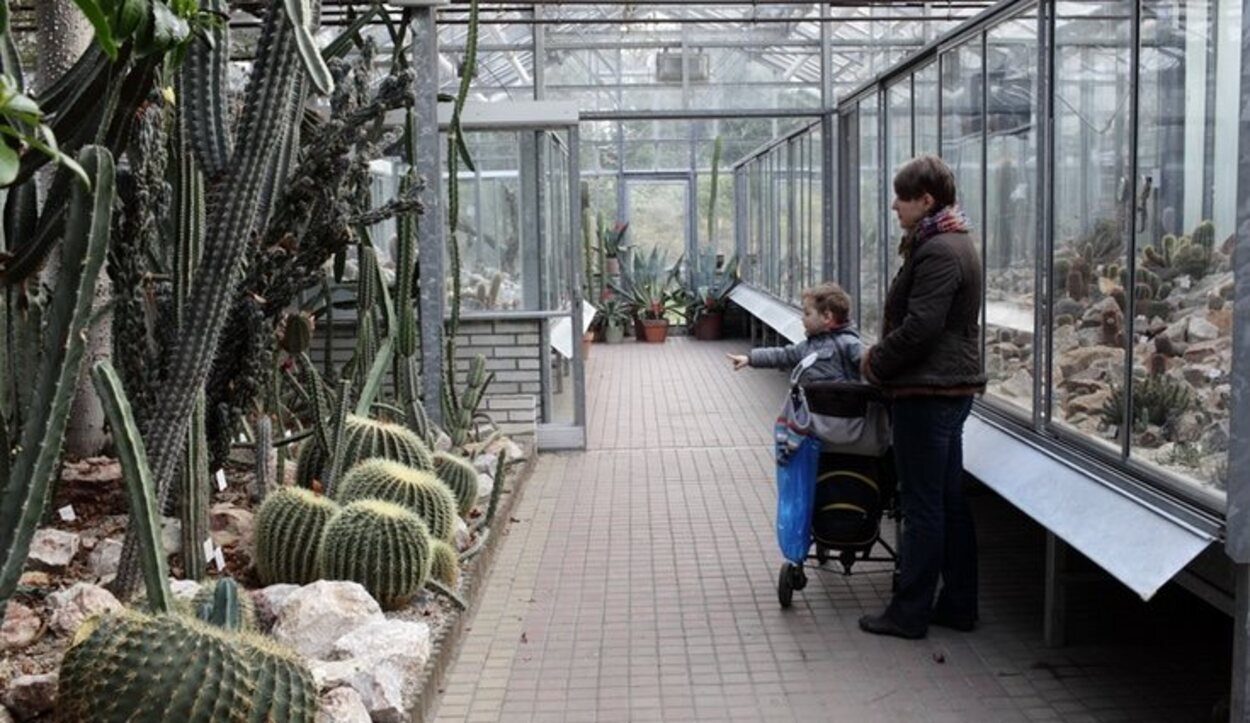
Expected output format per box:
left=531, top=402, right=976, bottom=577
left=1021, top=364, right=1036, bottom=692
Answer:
left=860, top=346, right=879, bottom=384
left=726, top=353, right=749, bottom=371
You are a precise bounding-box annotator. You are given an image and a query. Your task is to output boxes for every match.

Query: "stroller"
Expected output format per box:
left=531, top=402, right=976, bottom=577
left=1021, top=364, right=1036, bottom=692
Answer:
left=774, top=374, right=900, bottom=609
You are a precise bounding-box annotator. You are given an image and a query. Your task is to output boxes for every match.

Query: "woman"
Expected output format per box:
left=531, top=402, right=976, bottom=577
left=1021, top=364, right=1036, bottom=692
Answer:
left=859, top=154, right=986, bottom=640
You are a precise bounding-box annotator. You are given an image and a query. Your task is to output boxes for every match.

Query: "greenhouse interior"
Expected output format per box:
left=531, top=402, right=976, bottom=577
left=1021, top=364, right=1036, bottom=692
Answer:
left=1, top=0, right=1249, bottom=721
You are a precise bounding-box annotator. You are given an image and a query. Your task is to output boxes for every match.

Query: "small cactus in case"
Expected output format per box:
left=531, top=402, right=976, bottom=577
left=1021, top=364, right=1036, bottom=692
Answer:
left=191, top=578, right=257, bottom=632
left=335, top=459, right=459, bottom=542
left=296, top=414, right=434, bottom=489
left=319, top=500, right=432, bottom=610
left=279, top=312, right=315, bottom=354
left=429, top=539, right=460, bottom=589
left=432, top=451, right=479, bottom=516
left=254, top=487, right=340, bottom=585
left=57, top=610, right=317, bottom=723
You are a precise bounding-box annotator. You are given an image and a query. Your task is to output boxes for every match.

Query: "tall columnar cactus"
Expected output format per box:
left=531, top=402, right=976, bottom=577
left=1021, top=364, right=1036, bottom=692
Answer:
left=57, top=610, right=317, bottom=723
left=432, top=451, right=479, bottom=516
left=115, top=0, right=324, bottom=595
left=254, top=487, right=340, bottom=586
left=0, top=146, right=114, bottom=618
left=192, top=577, right=257, bottom=632
left=335, top=459, right=458, bottom=543
left=429, top=539, right=460, bottom=589
left=319, top=500, right=432, bottom=610
left=295, top=414, right=433, bottom=489
left=441, top=353, right=495, bottom=447
left=253, top=415, right=274, bottom=503
left=178, top=392, right=210, bottom=581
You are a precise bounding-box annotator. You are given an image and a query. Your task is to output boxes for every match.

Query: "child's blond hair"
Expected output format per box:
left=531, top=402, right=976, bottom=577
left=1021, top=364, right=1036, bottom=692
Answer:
left=802, top=283, right=851, bottom=324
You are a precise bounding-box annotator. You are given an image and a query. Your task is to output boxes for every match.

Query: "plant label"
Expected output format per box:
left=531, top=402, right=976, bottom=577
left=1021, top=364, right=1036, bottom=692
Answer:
left=213, top=547, right=226, bottom=572
left=215, top=469, right=227, bottom=491
left=202, top=538, right=215, bottom=563
left=57, top=505, right=76, bottom=522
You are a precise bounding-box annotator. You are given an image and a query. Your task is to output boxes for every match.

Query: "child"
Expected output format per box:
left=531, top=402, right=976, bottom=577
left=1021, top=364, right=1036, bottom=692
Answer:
left=727, top=282, right=862, bottom=383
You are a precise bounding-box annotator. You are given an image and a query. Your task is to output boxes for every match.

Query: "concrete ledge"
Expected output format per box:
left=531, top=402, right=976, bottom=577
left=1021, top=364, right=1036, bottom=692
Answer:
left=408, top=443, right=540, bottom=723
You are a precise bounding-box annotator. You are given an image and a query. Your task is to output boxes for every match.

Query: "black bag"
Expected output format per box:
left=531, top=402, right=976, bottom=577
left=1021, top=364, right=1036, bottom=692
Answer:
left=811, top=452, right=892, bottom=551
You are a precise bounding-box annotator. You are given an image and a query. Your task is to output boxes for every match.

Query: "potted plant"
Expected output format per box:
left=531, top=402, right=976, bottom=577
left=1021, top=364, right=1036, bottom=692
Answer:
left=687, top=250, right=740, bottom=341
left=614, top=245, right=684, bottom=340
left=598, top=216, right=629, bottom=275
left=597, top=298, right=630, bottom=344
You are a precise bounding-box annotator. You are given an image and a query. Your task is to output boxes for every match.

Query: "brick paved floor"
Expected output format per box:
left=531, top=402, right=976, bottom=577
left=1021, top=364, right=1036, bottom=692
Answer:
left=438, top=338, right=1230, bottom=723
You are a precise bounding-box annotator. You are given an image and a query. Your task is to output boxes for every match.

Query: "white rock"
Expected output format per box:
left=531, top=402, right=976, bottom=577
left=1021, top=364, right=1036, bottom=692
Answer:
left=160, top=516, right=182, bottom=555
left=472, top=452, right=498, bottom=475
left=1188, top=315, right=1220, bottom=342
left=272, top=581, right=384, bottom=659
left=499, top=437, right=526, bottom=462
left=0, top=673, right=57, bottom=720
left=453, top=517, right=472, bottom=553
left=47, top=583, right=123, bottom=636
left=328, top=620, right=432, bottom=723
left=434, top=431, right=453, bottom=452
left=27, top=529, right=79, bottom=570
left=87, top=538, right=123, bottom=580
left=251, top=584, right=300, bottom=631
left=0, top=602, right=41, bottom=651
left=0, top=703, right=14, bottom=723
left=170, top=579, right=203, bottom=601
left=315, top=687, right=371, bottom=723
left=309, top=658, right=370, bottom=690
left=476, top=472, right=494, bottom=501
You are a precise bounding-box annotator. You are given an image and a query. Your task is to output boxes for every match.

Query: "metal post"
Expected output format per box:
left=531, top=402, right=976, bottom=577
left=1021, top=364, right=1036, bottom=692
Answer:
left=568, top=126, right=587, bottom=433
left=1234, top=565, right=1250, bottom=722
left=1043, top=531, right=1068, bottom=647
left=1121, top=0, right=1143, bottom=462
left=412, top=6, right=444, bottom=424
left=823, top=112, right=836, bottom=282
left=1037, top=1, right=1055, bottom=432
left=521, top=132, right=542, bottom=309
left=533, top=4, right=545, bottom=99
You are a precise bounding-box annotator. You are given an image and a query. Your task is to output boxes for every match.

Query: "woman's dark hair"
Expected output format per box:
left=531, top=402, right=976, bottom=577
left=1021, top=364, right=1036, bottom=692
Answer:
left=893, top=154, right=957, bottom=210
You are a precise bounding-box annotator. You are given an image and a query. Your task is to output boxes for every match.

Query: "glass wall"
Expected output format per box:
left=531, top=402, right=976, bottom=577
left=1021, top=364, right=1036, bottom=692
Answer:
left=835, top=0, right=1240, bottom=508
left=735, top=121, right=829, bottom=305
left=984, top=10, right=1040, bottom=412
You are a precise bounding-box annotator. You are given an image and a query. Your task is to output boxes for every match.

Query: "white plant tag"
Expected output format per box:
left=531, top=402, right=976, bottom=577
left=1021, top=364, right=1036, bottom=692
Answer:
left=215, top=469, right=227, bottom=491
left=57, top=505, right=76, bottom=522
left=202, top=538, right=215, bottom=563
left=213, top=547, right=226, bottom=571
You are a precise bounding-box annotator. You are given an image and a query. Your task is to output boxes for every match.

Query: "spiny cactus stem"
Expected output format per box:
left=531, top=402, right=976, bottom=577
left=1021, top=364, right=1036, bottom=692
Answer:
left=92, top=361, right=174, bottom=613
left=482, top=450, right=508, bottom=531
left=425, top=578, right=466, bottom=610
left=460, top=527, right=489, bottom=561
left=254, top=415, right=273, bottom=503
left=324, top=379, right=354, bottom=496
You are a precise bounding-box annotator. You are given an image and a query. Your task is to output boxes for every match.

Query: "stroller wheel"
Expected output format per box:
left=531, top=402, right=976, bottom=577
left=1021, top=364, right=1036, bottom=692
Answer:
left=791, top=565, right=807, bottom=591
left=816, top=543, right=829, bottom=565
left=777, top=563, right=796, bottom=608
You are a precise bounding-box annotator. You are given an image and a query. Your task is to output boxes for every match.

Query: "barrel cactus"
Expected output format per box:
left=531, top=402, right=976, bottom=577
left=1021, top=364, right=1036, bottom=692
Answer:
left=319, top=500, right=432, bottom=610
left=57, top=610, right=316, bottom=722
left=335, top=459, right=458, bottom=542
left=190, top=578, right=257, bottom=632
left=429, top=539, right=460, bottom=589
left=296, top=414, right=433, bottom=489
left=254, top=487, right=339, bottom=585
left=432, top=451, right=479, bottom=516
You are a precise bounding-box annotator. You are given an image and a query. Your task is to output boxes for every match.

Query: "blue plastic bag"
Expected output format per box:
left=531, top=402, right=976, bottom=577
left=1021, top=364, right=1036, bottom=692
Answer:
left=775, top=434, right=821, bottom=566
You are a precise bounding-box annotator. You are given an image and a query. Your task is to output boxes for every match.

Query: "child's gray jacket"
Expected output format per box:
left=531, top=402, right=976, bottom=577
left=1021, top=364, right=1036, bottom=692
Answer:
left=748, top=327, right=863, bottom=383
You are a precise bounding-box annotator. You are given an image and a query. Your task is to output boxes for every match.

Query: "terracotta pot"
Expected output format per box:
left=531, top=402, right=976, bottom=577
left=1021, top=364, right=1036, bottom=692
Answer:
left=640, top=318, right=669, bottom=343
left=582, top=331, right=594, bottom=359
left=694, top=312, right=723, bottom=341
left=605, top=257, right=620, bottom=275
left=605, top=323, right=625, bottom=344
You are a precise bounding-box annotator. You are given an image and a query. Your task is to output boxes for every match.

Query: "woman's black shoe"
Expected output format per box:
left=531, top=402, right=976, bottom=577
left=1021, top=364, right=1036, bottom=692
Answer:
left=858, top=613, right=926, bottom=640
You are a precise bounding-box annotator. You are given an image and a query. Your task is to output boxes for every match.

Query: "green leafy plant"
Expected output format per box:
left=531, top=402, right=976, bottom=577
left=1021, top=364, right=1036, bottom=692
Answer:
left=1100, top=375, right=1192, bottom=432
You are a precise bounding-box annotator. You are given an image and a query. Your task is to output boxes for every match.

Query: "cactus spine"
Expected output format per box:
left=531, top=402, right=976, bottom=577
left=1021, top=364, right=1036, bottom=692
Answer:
left=335, top=459, right=459, bottom=542
left=254, top=487, right=340, bottom=585
left=295, top=414, right=433, bottom=488
left=432, top=451, right=479, bottom=516
left=0, top=147, right=115, bottom=618
left=319, top=500, right=432, bottom=610
left=57, top=610, right=317, bottom=723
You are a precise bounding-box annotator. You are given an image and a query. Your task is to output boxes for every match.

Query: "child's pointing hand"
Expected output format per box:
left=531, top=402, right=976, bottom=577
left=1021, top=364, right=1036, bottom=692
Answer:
left=726, top=354, right=749, bottom=371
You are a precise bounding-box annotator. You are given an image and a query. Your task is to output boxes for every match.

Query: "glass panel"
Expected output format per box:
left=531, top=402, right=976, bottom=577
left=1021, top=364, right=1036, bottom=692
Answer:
left=541, top=132, right=573, bottom=311
left=941, top=40, right=985, bottom=233
left=914, top=62, right=940, bottom=156
left=885, top=79, right=913, bottom=282
left=859, top=95, right=883, bottom=340
left=625, top=180, right=689, bottom=269
left=1127, top=0, right=1240, bottom=497
left=1049, top=0, right=1133, bottom=451
left=985, top=10, right=1041, bottom=411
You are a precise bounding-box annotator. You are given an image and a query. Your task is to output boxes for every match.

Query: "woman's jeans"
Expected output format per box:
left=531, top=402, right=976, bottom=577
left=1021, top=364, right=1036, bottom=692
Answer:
left=885, top=395, right=977, bottom=632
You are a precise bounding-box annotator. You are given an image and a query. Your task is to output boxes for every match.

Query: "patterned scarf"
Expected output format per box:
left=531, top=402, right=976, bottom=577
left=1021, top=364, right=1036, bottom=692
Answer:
left=896, top=205, right=972, bottom=260
left=883, top=205, right=972, bottom=338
